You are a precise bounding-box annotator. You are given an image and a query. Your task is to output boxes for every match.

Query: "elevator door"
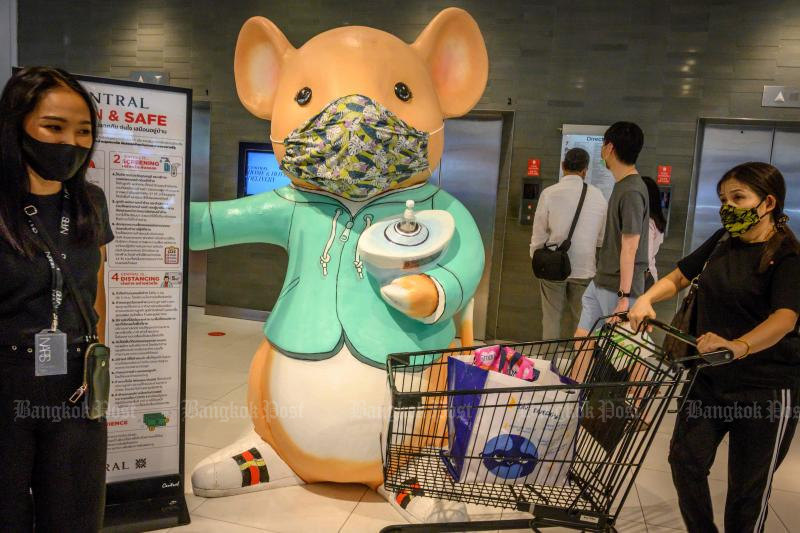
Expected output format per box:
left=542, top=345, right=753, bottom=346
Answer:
left=188, top=104, right=210, bottom=306
left=769, top=129, right=800, bottom=235
left=687, top=122, right=800, bottom=257
left=435, top=116, right=502, bottom=341
left=687, top=124, right=774, bottom=252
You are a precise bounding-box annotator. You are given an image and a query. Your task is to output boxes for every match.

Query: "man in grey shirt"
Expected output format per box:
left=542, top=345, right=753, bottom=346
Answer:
left=576, top=122, right=649, bottom=336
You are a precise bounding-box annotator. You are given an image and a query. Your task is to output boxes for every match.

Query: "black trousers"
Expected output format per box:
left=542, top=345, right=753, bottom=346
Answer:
left=669, top=374, right=798, bottom=533
left=0, top=350, right=107, bottom=532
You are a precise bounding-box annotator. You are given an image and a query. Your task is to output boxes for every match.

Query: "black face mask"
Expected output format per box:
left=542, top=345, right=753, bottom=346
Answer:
left=21, top=133, right=90, bottom=182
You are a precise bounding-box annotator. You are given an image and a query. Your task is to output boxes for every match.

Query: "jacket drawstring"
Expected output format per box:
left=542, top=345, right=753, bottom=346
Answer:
left=353, top=214, right=373, bottom=279
left=321, top=209, right=342, bottom=276
left=340, top=220, right=354, bottom=242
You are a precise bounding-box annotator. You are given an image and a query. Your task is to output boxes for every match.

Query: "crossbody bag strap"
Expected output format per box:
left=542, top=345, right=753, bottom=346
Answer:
left=558, top=182, right=588, bottom=252
left=31, top=221, right=97, bottom=342
left=693, top=232, right=730, bottom=286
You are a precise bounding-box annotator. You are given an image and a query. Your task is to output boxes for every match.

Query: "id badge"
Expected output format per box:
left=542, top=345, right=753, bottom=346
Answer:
left=34, top=330, right=68, bottom=376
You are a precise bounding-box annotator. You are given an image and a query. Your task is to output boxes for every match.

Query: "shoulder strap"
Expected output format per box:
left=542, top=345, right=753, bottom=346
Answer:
left=696, top=232, right=730, bottom=281
left=33, top=222, right=97, bottom=342
left=558, top=182, right=588, bottom=252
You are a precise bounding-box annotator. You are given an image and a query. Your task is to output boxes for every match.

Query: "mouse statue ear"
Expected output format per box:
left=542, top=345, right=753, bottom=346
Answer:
left=412, top=8, right=489, bottom=119
left=234, top=16, right=295, bottom=120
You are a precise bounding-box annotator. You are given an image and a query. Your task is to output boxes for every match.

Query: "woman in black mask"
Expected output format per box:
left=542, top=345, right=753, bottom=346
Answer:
left=629, top=162, right=800, bottom=533
left=0, top=67, right=113, bottom=531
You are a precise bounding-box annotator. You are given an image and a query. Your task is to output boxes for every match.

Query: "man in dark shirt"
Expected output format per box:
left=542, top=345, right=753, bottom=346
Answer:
left=576, top=122, right=649, bottom=336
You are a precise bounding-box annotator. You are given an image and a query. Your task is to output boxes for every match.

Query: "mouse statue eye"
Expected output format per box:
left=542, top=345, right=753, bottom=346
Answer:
left=394, top=82, right=412, bottom=102
left=295, top=87, right=312, bottom=106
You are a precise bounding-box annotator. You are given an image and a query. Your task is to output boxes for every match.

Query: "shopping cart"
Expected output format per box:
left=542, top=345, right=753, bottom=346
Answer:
left=381, top=315, right=733, bottom=532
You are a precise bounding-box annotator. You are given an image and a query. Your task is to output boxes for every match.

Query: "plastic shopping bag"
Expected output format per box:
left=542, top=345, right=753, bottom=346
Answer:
left=441, top=354, right=580, bottom=487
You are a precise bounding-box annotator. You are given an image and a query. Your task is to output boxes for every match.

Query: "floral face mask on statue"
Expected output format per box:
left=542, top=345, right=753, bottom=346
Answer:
left=270, top=94, right=442, bottom=201
left=719, top=199, right=764, bottom=237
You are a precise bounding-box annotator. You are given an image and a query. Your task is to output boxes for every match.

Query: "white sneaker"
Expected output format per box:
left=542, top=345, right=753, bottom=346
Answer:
left=191, top=428, right=304, bottom=497
left=377, top=480, right=468, bottom=525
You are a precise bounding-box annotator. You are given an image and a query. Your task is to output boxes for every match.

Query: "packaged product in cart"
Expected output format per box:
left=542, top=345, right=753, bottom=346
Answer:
left=472, top=345, right=539, bottom=381
left=441, top=354, right=580, bottom=487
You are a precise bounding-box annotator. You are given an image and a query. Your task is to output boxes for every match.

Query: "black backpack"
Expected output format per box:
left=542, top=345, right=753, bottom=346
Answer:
left=531, top=183, right=588, bottom=282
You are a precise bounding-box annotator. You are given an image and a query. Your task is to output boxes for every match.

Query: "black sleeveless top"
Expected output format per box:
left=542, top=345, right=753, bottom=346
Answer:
left=0, top=184, right=114, bottom=345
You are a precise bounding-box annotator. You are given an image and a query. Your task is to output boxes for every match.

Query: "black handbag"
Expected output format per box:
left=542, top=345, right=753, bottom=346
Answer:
left=663, top=233, right=729, bottom=362
left=532, top=182, right=588, bottom=281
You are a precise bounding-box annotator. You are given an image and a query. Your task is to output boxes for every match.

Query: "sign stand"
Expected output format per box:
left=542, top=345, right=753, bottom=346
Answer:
left=75, top=74, right=192, bottom=532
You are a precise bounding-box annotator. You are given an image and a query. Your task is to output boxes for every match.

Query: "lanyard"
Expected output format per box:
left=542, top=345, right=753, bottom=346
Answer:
left=24, top=188, right=71, bottom=332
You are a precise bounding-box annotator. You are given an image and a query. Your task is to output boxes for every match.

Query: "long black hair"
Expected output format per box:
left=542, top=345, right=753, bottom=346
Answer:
left=717, top=162, right=800, bottom=272
left=641, top=176, right=666, bottom=233
left=0, top=66, right=101, bottom=257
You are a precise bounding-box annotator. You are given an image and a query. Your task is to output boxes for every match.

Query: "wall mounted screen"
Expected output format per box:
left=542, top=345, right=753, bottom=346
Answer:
left=237, top=142, right=291, bottom=197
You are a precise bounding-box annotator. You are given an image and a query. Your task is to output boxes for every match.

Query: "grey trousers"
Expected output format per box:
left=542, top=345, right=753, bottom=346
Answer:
left=539, top=278, right=591, bottom=339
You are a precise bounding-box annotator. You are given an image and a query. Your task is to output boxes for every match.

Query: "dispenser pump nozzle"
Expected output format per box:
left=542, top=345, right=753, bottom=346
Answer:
left=399, top=200, right=418, bottom=233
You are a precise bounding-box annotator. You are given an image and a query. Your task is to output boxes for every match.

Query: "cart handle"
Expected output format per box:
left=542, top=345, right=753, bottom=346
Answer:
left=615, top=313, right=734, bottom=368
left=617, top=311, right=697, bottom=345
left=643, top=316, right=697, bottom=345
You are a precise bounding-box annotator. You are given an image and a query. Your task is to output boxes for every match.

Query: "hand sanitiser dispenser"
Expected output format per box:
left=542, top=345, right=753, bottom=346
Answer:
left=357, top=200, right=455, bottom=284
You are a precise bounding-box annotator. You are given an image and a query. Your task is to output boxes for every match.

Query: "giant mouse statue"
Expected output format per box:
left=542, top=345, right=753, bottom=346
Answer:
left=189, top=7, right=488, bottom=523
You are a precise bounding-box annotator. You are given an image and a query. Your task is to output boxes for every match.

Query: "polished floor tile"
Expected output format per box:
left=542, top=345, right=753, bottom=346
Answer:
left=192, top=483, right=366, bottom=533
left=215, top=383, right=249, bottom=408
left=338, top=489, right=405, bottom=533
left=153, top=514, right=275, bottom=533
left=767, top=489, right=798, bottom=532
left=184, top=400, right=253, bottom=449
left=185, top=363, right=250, bottom=403
left=497, top=510, right=648, bottom=532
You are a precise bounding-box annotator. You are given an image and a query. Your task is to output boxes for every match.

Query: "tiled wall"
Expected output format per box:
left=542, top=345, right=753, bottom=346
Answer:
left=18, top=0, right=800, bottom=340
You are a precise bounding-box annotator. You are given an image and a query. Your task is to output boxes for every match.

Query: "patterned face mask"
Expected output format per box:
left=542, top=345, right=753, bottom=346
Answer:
left=719, top=199, right=763, bottom=237
left=271, top=94, right=442, bottom=201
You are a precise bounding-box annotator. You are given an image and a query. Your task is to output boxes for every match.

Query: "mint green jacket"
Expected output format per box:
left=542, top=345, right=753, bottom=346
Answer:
left=189, top=184, right=484, bottom=367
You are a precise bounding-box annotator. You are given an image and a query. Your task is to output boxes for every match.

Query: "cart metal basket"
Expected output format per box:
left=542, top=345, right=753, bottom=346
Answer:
left=381, top=316, right=732, bottom=532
